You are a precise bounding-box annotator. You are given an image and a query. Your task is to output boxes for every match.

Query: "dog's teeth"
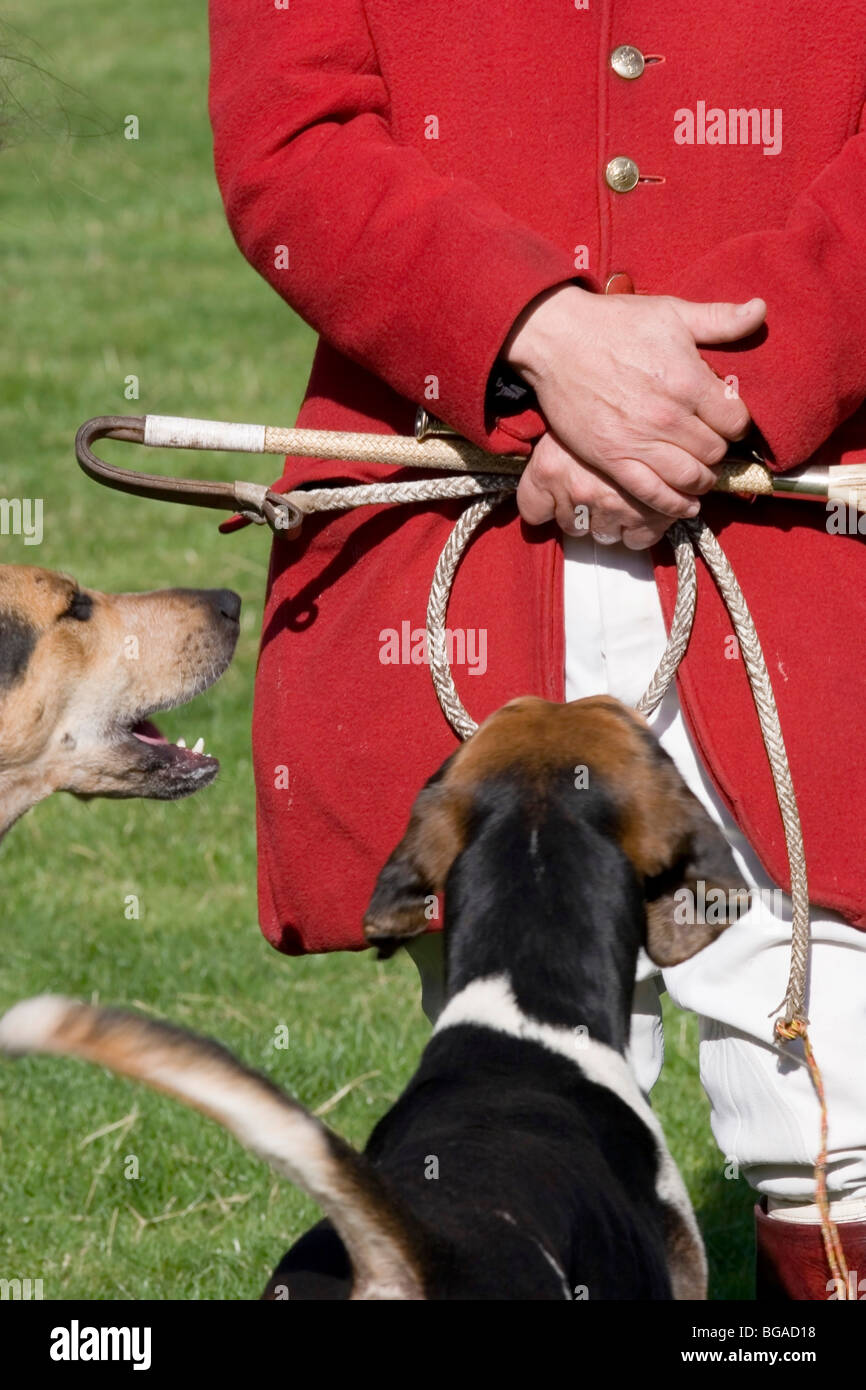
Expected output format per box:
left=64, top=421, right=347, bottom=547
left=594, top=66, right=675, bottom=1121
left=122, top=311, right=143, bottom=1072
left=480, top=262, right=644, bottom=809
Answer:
left=176, top=737, right=187, bottom=748
left=192, top=737, right=205, bottom=755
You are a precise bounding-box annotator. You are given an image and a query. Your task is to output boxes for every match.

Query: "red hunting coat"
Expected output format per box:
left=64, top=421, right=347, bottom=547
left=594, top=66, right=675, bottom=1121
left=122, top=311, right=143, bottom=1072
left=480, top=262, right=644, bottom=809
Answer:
left=208, top=1, right=866, bottom=953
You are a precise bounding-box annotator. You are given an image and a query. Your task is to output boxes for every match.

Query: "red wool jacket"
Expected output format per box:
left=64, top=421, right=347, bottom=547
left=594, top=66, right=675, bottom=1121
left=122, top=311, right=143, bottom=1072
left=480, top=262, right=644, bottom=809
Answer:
left=208, top=1, right=866, bottom=954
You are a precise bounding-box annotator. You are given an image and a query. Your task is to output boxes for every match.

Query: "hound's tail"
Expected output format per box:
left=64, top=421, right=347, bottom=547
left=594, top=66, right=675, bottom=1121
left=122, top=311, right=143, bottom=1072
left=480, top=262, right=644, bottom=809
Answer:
left=0, top=995, right=424, bottom=1300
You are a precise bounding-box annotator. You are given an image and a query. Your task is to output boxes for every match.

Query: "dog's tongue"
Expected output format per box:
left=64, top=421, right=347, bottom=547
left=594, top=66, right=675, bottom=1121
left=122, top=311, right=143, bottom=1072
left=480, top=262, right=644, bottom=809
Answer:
left=131, top=720, right=167, bottom=745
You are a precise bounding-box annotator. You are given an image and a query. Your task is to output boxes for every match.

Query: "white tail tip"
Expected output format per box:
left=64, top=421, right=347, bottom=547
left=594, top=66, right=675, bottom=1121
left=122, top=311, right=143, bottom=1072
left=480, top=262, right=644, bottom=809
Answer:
left=0, top=994, right=76, bottom=1055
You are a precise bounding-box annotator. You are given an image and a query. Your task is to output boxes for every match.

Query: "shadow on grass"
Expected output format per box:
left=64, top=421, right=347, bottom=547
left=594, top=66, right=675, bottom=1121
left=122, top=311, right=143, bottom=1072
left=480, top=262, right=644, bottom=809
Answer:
left=696, top=1170, right=756, bottom=1301
left=653, top=995, right=757, bottom=1300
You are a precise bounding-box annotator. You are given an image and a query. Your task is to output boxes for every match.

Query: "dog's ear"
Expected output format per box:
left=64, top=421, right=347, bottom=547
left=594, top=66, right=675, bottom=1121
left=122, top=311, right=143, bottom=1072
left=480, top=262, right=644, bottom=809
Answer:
left=363, top=774, right=468, bottom=953
left=612, top=745, right=747, bottom=967
left=639, top=780, right=747, bottom=968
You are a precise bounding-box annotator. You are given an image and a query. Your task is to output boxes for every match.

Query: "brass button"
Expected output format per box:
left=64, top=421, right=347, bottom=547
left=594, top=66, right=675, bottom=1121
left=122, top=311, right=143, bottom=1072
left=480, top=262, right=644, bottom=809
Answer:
left=604, top=271, right=635, bottom=295
left=605, top=156, right=640, bottom=193
left=610, top=44, right=646, bottom=80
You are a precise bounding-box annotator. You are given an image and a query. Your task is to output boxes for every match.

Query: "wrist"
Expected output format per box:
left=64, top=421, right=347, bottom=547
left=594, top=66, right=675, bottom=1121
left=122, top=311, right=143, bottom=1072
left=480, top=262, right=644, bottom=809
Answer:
left=503, top=282, right=591, bottom=389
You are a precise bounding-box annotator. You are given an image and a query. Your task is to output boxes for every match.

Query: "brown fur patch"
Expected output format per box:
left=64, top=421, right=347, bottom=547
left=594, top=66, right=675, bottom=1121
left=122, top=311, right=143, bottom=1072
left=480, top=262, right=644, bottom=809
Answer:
left=662, top=1202, right=708, bottom=1299
left=447, top=695, right=693, bottom=876
left=364, top=694, right=743, bottom=964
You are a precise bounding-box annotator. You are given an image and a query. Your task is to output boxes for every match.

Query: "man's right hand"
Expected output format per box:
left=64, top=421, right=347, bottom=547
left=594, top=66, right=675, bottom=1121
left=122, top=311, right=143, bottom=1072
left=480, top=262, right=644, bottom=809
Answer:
left=503, top=284, right=766, bottom=549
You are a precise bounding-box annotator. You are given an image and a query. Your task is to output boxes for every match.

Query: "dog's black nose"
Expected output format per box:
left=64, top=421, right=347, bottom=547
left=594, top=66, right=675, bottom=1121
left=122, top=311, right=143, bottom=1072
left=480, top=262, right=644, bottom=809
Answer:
left=206, top=589, right=242, bottom=623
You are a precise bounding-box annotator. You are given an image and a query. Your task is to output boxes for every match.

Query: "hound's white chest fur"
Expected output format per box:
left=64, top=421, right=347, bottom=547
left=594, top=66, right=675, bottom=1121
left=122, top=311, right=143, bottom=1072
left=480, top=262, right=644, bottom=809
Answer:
left=433, top=974, right=705, bottom=1297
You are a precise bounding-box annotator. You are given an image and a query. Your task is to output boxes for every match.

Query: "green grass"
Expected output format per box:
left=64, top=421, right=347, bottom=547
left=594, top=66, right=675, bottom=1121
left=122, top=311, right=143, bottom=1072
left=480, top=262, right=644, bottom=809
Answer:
left=0, top=1, right=754, bottom=1299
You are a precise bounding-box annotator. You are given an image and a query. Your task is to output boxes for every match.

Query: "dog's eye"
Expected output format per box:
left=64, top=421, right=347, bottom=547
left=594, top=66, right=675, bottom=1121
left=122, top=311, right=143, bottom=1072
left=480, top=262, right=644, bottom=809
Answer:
left=59, top=591, right=93, bottom=623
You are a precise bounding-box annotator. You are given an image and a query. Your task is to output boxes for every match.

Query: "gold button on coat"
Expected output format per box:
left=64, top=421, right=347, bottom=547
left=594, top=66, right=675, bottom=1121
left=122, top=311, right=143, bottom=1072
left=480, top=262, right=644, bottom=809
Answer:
left=605, top=156, right=640, bottom=192
left=610, top=45, right=646, bottom=79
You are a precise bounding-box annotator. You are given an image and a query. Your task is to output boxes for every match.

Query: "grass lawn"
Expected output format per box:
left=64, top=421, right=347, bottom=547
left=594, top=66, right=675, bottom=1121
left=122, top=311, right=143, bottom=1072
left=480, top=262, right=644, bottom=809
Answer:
left=0, top=1, right=755, bottom=1299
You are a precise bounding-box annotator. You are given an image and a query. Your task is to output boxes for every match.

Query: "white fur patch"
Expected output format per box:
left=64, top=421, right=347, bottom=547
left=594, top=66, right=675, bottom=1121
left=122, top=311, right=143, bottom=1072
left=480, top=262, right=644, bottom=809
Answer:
left=434, top=975, right=705, bottom=1292
left=0, top=994, right=73, bottom=1054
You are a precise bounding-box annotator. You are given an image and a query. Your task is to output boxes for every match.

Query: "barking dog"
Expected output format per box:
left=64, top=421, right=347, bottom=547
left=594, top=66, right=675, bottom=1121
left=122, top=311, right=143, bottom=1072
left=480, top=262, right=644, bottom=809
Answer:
left=0, top=565, right=241, bottom=843
left=0, top=695, right=745, bottom=1299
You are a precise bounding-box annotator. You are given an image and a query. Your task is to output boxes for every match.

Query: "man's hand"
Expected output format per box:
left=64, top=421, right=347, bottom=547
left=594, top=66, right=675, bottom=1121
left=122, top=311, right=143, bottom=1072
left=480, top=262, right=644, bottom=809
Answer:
left=503, top=284, right=765, bottom=548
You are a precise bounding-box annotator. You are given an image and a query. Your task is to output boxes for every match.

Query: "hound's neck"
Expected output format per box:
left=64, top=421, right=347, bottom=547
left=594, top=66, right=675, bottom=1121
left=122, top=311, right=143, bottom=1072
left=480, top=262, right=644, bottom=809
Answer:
left=0, top=769, right=52, bottom=845
left=441, top=814, right=644, bottom=1054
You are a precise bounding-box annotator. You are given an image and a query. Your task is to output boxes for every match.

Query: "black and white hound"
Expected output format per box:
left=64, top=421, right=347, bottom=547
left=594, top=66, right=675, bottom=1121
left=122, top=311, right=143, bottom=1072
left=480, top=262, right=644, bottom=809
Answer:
left=0, top=695, right=744, bottom=1299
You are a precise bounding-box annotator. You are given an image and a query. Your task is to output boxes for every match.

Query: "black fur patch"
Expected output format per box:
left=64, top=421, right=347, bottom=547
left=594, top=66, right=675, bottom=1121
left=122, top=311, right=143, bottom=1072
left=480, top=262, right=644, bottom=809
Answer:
left=0, top=611, right=37, bottom=688
left=60, top=591, right=93, bottom=623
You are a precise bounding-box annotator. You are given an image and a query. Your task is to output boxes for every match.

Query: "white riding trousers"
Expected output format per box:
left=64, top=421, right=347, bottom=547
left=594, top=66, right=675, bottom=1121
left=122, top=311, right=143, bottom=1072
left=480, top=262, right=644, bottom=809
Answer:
left=566, top=535, right=866, bottom=1204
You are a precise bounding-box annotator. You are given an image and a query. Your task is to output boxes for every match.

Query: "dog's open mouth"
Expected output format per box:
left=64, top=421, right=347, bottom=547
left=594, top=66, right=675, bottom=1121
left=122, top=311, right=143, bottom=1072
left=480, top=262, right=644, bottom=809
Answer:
left=125, top=717, right=220, bottom=797
left=131, top=718, right=212, bottom=760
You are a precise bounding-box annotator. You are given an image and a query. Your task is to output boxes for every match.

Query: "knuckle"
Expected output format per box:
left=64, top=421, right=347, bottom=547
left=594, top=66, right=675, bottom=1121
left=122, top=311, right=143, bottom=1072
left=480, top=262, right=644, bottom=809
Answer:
left=623, top=528, right=654, bottom=551
left=516, top=474, right=534, bottom=503
left=650, top=488, right=690, bottom=518
left=674, top=461, right=703, bottom=491
left=663, top=367, right=698, bottom=403
left=595, top=486, right=621, bottom=511
left=616, top=461, right=685, bottom=518
left=648, top=400, right=681, bottom=433
left=558, top=501, right=585, bottom=533
left=692, top=471, right=717, bottom=495
left=705, top=436, right=729, bottom=466
left=516, top=482, right=549, bottom=526
left=592, top=496, right=627, bottom=526
left=530, top=450, right=556, bottom=484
